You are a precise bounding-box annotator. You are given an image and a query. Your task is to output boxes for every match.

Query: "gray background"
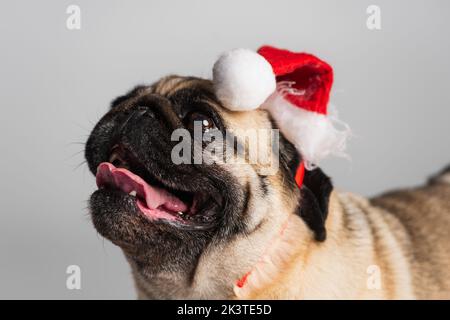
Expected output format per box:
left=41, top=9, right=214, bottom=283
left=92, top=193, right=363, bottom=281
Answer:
left=0, top=0, right=449, bottom=299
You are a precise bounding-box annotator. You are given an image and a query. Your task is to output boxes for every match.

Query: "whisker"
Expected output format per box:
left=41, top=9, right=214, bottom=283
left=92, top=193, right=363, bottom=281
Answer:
left=66, top=149, right=85, bottom=160
left=73, top=160, right=87, bottom=171
left=66, top=141, right=86, bottom=146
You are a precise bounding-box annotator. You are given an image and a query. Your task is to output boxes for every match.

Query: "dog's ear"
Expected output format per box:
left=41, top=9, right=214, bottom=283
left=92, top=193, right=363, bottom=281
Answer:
left=273, top=116, right=333, bottom=241
left=297, top=167, right=333, bottom=242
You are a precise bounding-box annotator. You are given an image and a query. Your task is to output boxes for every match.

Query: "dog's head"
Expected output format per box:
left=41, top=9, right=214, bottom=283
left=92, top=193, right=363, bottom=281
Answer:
left=85, top=75, right=332, bottom=298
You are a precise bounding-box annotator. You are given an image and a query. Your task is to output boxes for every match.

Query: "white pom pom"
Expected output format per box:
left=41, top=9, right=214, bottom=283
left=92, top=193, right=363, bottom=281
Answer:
left=213, top=49, right=276, bottom=111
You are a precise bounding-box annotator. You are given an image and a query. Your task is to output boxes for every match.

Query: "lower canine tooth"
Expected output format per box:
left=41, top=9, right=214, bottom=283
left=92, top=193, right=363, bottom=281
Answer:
left=178, top=211, right=184, bottom=216
left=129, top=190, right=137, bottom=197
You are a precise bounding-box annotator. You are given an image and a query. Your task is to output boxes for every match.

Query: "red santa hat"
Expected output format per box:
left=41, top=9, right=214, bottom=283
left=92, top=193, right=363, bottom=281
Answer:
left=212, top=45, right=349, bottom=171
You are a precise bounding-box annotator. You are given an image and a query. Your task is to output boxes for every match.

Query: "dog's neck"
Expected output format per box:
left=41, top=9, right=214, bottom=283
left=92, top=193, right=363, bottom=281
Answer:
left=231, top=192, right=412, bottom=299
left=130, top=191, right=396, bottom=299
left=233, top=192, right=344, bottom=299
left=129, top=191, right=308, bottom=299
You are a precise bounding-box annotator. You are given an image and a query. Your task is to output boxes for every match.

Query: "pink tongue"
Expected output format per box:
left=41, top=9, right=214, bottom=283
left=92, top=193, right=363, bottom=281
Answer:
left=96, top=162, right=187, bottom=213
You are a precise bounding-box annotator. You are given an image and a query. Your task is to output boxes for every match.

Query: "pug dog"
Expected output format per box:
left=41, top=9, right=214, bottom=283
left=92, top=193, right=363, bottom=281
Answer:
left=85, top=75, right=450, bottom=299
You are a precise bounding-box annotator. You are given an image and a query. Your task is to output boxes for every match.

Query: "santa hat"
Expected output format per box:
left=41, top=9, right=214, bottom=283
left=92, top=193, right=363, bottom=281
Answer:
left=212, top=45, right=349, bottom=172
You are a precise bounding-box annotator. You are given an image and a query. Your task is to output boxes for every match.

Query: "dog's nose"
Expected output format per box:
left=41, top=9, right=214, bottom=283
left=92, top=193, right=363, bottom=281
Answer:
left=135, top=105, right=155, bottom=118
left=132, top=94, right=182, bottom=129
left=116, top=108, right=148, bottom=135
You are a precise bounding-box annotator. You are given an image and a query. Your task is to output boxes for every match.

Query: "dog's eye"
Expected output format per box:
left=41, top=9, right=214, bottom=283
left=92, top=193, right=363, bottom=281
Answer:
left=185, top=112, right=216, bottom=133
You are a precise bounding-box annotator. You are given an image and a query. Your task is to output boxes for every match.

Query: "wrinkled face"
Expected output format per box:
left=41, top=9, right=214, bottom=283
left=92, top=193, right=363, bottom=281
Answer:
left=85, top=76, right=301, bottom=279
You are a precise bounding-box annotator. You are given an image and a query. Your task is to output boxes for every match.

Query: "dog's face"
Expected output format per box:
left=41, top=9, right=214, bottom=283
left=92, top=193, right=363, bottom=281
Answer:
left=85, top=76, right=332, bottom=296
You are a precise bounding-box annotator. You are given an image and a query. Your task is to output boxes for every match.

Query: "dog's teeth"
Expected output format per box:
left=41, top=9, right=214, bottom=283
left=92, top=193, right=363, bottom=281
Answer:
left=178, top=211, right=184, bottom=216
left=129, top=190, right=137, bottom=197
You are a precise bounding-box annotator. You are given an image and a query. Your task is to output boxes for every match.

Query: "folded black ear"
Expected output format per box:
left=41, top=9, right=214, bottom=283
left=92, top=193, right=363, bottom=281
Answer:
left=273, top=116, right=333, bottom=241
left=297, top=168, right=333, bottom=242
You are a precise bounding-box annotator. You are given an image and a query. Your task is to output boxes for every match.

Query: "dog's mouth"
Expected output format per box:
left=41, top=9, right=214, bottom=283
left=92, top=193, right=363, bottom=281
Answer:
left=95, top=144, right=218, bottom=229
